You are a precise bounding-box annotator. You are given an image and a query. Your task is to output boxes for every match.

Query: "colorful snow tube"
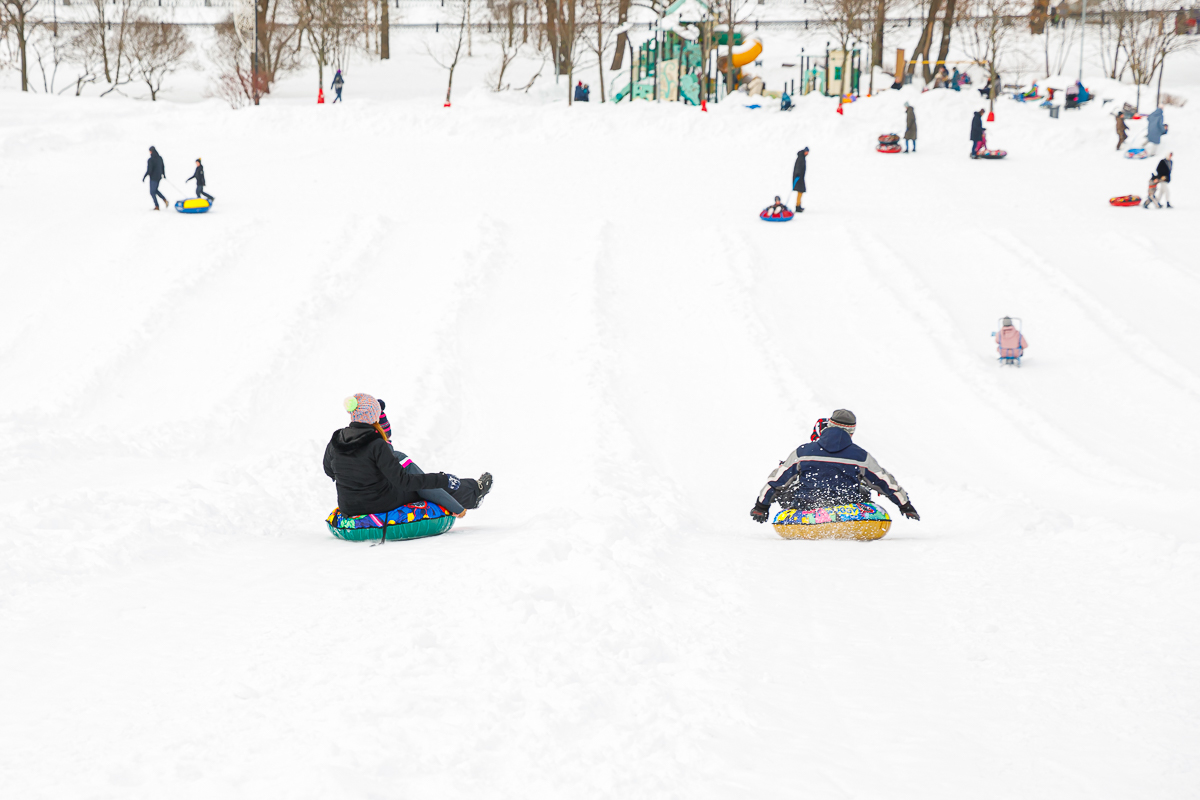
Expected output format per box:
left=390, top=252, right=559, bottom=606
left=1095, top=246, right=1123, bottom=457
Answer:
left=978, top=150, right=1007, bottom=159
left=772, top=502, right=892, bottom=541
left=878, top=133, right=900, bottom=145
left=175, top=197, right=213, bottom=214
left=876, top=143, right=903, bottom=153
left=326, top=501, right=455, bottom=542
left=760, top=209, right=794, bottom=222
left=1109, top=195, right=1141, bottom=207
left=1124, top=148, right=1149, bottom=160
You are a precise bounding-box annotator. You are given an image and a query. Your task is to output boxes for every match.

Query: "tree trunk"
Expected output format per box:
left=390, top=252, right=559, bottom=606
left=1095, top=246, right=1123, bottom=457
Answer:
left=544, top=0, right=563, bottom=75
left=872, top=0, right=886, bottom=69
left=724, top=8, right=734, bottom=95
left=907, top=0, right=942, bottom=80
left=610, top=0, right=629, bottom=69
left=381, top=0, right=389, bottom=59
left=934, top=0, right=956, bottom=73
left=596, top=0, right=605, bottom=101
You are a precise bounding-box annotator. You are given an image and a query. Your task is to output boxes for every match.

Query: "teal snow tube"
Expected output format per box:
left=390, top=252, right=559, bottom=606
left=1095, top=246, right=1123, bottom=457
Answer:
left=325, top=503, right=456, bottom=542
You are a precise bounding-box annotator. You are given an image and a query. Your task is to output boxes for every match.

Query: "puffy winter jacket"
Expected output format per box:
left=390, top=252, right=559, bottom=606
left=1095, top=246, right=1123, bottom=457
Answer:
left=970, top=112, right=983, bottom=141
left=792, top=151, right=807, bottom=192
left=995, top=325, right=1027, bottom=356
left=322, top=422, right=451, bottom=516
left=143, top=148, right=165, bottom=181
left=1147, top=108, right=1166, bottom=144
left=757, top=427, right=910, bottom=509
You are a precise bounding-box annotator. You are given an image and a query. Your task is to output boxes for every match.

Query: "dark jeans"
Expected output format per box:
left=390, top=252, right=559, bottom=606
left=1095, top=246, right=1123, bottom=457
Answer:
left=195, top=184, right=214, bottom=202
left=333, top=88, right=342, bottom=103
left=905, top=138, right=916, bottom=152
left=149, top=179, right=168, bottom=208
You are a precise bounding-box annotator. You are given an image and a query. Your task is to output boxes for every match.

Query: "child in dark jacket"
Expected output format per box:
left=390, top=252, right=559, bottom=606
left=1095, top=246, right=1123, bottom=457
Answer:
left=186, top=158, right=214, bottom=202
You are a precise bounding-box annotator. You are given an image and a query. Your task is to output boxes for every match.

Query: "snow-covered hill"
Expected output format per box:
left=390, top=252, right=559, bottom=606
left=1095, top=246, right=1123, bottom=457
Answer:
left=0, top=63, right=1197, bottom=798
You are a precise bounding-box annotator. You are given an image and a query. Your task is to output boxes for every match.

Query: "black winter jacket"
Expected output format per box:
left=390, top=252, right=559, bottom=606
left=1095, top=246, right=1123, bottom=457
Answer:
left=1155, top=158, right=1172, bottom=182
left=144, top=148, right=165, bottom=181
left=970, top=113, right=983, bottom=141
left=323, top=423, right=450, bottom=516
left=792, top=151, right=807, bottom=192
left=187, top=164, right=206, bottom=187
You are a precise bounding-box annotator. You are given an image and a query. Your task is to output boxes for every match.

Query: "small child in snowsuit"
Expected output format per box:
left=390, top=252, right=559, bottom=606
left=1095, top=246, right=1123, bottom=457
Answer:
left=764, top=196, right=789, bottom=217
left=1144, top=175, right=1163, bottom=209
left=186, top=158, right=214, bottom=202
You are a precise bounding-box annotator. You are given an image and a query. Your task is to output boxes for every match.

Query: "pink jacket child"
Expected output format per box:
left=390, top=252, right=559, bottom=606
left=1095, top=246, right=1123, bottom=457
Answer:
left=995, top=317, right=1028, bottom=357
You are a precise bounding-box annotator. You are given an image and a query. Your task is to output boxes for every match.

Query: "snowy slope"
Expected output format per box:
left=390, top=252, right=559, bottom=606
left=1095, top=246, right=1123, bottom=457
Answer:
left=1, top=60, right=1198, bottom=798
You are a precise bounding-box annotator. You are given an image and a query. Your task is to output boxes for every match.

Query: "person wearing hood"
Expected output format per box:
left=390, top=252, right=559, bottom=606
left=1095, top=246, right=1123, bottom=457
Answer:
left=1146, top=106, right=1168, bottom=154
left=331, top=69, right=345, bottom=103
left=995, top=317, right=1028, bottom=357
left=142, top=146, right=169, bottom=210
left=904, top=102, right=917, bottom=153
left=792, top=147, right=808, bottom=212
left=970, top=109, right=984, bottom=158
left=323, top=393, right=465, bottom=519
left=750, top=409, right=919, bottom=524
left=185, top=158, right=213, bottom=203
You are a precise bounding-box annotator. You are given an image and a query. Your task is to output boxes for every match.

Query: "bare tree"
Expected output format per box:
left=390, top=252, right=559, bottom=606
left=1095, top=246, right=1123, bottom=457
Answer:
left=716, top=0, right=754, bottom=95
left=380, top=0, right=389, bottom=59
left=933, top=0, right=958, bottom=73
left=583, top=0, right=618, bottom=101
left=486, top=0, right=527, bottom=91
left=425, top=0, right=470, bottom=105
left=907, top=0, right=944, bottom=81
left=1119, top=0, right=1196, bottom=107
left=961, top=0, right=1019, bottom=112
left=1, top=0, right=44, bottom=91
left=298, top=0, right=354, bottom=90
left=818, top=0, right=871, bottom=96
left=127, top=21, right=193, bottom=100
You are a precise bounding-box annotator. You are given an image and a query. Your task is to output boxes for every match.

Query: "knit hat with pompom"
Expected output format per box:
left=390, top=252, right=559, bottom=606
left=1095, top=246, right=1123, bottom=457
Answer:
left=343, top=393, right=381, bottom=425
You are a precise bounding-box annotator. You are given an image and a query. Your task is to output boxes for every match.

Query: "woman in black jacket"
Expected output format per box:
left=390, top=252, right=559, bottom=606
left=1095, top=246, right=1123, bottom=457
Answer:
left=323, top=393, right=461, bottom=518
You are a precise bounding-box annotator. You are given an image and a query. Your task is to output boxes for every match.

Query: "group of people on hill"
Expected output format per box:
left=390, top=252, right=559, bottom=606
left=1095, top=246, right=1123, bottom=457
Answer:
left=1115, top=105, right=1168, bottom=153
left=141, top=146, right=214, bottom=211
left=574, top=81, right=591, bottom=102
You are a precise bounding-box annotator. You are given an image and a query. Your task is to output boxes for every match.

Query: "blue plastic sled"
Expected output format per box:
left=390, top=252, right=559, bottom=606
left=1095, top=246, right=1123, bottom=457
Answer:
left=175, top=197, right=214, bottom=214
left=760, top=209, right=795, bottom=222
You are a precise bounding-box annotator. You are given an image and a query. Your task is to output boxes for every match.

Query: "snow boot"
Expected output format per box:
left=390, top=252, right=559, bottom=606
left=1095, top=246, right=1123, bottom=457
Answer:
left=1167, top=202, right=1173, bottom=208
left=475, top=472, right=493, bottom=507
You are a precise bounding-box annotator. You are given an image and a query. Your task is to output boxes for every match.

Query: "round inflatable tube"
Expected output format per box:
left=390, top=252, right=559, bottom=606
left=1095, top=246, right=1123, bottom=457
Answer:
left=876, top=144, right=903, bottom=153
left=175, top=197, right=213, bottom=213
left=326, top=502, right=456, bottom=542
left=1109, top=195, right=1141, bottom=207
left=760, top=209, right=794, bottom=222
left=878, top=134, right=900, bottom=144
left=978, top=150, right=1007, bottom=159
left=1124, top=149, right=1149, bottom=160
left=772, top=502, right=892, bottom=541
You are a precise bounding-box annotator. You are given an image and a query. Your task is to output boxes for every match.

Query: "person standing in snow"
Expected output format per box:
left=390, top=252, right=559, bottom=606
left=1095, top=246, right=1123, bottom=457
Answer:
left=331, top=69, right=345, bottom=103
left=904, top=102, right=917, bottom=153
left=1144, top=175, right=1164, bottom=209
left=792, top=147, right=808, bottom=212
left=142, top=145, right=169, bottom=211
left=1115, top=113, right=1128, bottom=150
left=323, top=393, right=471, bottom=519
left=750, top=409, right=919, bottom=523
left=375, top=398, right=493, bottom=514
left=1145, top=105, right=1167, bottom=154
left=185, top=158, right=214, bottom=203
left=995, top=317, right=1028, bottom=357
left=970, top=109, right=984, bottom=158
left=1154, top=153, right=1173, bottom=208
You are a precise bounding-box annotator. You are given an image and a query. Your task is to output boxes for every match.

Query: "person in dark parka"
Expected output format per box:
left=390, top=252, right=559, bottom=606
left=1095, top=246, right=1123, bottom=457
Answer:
left=792, top=147, right=809, bottom=212
left=323, top=393, right=460, bottom=518
left=970, top=110, right=984, bottom=158
left=904, top=102, right=917, bottom=153
left=185, top=158, right=214, bottom=202
left=331, top=69, right=344, bottom=103
left=142, top=146, right=169, bottom=210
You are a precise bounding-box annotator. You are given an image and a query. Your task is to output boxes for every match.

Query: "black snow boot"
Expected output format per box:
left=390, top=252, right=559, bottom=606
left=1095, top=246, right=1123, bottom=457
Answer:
left=475, top=472, right=493, bottom=507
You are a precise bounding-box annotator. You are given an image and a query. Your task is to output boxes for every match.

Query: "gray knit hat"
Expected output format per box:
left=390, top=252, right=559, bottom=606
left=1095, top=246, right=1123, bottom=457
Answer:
left=828, top=409, right=857, bottom=434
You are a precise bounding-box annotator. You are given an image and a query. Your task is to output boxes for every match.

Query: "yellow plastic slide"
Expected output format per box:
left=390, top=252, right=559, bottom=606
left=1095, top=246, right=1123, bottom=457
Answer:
left=714, top=38, right=763, bottom=72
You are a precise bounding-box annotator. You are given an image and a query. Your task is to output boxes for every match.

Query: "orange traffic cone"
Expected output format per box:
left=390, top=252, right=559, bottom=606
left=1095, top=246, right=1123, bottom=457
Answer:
left=701, top=99, right=708, bottom=112
left=318, top=87, right=325, bottom=104
left=987, top=110, right=995, bottom=121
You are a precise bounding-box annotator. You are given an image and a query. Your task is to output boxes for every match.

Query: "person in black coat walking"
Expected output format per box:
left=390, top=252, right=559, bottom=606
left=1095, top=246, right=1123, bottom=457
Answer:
left=185, top=158, right=214, bottom=202
left=142, top=146, right=169, bottom=210
left=331, top=69, right=344, bottom=103
left=792, top=147, right=809, bottom=212
left=969, top=110, right=984, bottom=158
